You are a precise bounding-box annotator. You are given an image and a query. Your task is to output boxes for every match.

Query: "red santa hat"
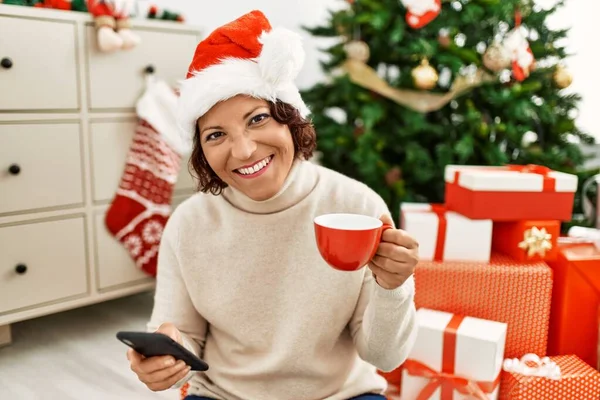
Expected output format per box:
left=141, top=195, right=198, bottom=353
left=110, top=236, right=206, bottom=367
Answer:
left=177, top=10, right=310, bottom=144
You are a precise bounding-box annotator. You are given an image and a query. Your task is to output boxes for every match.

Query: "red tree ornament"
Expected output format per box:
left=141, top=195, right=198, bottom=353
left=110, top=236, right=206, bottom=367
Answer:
left=401, top=0, right=442, bottom=29
left=503, top=10, right=535, bottom=82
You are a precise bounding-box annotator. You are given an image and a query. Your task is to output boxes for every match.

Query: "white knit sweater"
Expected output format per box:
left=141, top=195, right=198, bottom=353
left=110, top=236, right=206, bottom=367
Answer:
left=147, top=160, right=417, bottom=400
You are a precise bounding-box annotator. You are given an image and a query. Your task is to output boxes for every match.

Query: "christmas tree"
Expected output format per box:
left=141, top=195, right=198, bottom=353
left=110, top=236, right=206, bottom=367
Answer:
left=301, top=0, right=594, bottom=221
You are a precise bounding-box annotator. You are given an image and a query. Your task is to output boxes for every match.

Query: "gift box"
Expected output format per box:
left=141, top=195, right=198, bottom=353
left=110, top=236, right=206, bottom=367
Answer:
left=492, top=220, right=560, bottom=262
left=400, top=203, right=492, bottom=262
left=546, top=242, right=600, bottom=369
left=401, top=308, right=506, bottom=400
left=444, top=164, right=578, bottom=221
left=499, top=354, right=600, bottom=399
left=414, top=254, right=553, bottom=359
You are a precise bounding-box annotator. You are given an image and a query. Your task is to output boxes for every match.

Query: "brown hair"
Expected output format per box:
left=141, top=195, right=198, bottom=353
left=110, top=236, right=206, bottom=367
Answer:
left=189, top=100, right=316, bottom=195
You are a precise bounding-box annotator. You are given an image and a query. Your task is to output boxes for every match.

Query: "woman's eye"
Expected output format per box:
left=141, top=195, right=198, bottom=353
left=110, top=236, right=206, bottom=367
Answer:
left=250, top=113, right=270, bottom=125
left=205, top=131, right=224, bottom=142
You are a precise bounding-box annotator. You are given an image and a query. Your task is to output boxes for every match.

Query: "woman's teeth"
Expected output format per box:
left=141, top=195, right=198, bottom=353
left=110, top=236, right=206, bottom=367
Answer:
left=237, top=156, right=271, bottom=175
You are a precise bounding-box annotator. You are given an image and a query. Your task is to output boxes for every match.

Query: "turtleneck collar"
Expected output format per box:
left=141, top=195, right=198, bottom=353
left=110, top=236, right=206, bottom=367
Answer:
left=221, top=159, right=319, bottom=214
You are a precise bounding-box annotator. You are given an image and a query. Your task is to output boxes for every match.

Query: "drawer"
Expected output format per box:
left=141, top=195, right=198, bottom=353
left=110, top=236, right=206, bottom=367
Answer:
left=0, top=217, right=88, bottom=314
left=90, top=121, right=195, bottom=202
left=86, top=26, right=198, bottom=110
left=94, top=213, right=152, bottom=290
left=0, top=123, right=84, bottom=214
left=0, top=16, right=79, bottom=111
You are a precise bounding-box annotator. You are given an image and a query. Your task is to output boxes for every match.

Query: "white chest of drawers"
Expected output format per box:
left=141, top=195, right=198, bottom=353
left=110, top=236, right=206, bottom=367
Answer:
left=0, top=4, right=201, bottom=344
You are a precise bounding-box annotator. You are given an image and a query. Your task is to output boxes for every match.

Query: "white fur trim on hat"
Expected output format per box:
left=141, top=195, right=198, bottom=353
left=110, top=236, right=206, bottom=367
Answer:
left=177, top=27, right=310, bottom=148
left=258, top=27, right=305, bottom=86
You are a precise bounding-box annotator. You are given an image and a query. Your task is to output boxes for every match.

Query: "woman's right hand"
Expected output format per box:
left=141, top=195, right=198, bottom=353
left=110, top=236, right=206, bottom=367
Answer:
left=127, top=322, right=192, bottom=391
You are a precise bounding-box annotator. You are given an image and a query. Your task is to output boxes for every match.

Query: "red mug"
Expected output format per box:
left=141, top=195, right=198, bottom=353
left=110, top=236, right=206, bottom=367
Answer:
left=314, top=213, right=393, bottom=272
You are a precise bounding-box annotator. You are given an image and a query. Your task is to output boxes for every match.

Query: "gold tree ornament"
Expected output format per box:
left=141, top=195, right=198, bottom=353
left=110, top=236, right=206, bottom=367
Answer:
left=554, top=65, right=573, bottom=89
left=518, top=226, right=553, bottom=257
left=344, top=40, right=370, bottom=63
left=483, top=42, right=511, bottom=72
left=412, top=59, right=439, bottom=90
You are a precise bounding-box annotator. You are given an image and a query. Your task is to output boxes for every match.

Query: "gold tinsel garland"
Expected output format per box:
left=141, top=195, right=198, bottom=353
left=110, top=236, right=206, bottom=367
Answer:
left=341, top=57, right=496, bottom=113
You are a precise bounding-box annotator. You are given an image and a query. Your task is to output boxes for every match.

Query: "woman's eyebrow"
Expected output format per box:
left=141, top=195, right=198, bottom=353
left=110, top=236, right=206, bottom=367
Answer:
left=200, top=125, right=223, bottom=134
left=243, top=106, right=264, bottom=120
left=200, top=106, right=266, bottom=134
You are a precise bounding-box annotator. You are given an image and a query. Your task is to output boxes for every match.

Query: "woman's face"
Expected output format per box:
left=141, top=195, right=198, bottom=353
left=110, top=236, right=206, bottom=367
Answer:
left=197, top=95, right=295, bottom=201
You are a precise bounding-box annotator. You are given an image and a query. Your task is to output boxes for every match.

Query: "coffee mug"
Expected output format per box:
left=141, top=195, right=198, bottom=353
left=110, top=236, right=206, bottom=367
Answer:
left=314, top=213, right=393, bottom=272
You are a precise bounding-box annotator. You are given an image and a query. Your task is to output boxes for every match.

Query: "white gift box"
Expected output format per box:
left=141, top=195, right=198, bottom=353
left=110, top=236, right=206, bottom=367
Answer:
left=400, top=202, right=492, bottom=262
left=401, top=308, right=507, bottom=400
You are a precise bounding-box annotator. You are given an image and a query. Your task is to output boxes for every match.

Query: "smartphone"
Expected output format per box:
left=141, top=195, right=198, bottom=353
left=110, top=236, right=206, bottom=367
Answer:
left=117, top=331, right=209, bottom=371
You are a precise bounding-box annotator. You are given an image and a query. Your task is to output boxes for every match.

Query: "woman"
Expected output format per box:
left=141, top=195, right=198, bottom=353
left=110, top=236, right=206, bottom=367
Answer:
left=126, top=10, right=419, bottom=400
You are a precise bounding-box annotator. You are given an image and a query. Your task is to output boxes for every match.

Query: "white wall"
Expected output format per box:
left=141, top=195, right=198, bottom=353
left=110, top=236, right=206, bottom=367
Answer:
left=143, top=0, right=598, bottom=140
left=549, top=1, right=599, bottom=141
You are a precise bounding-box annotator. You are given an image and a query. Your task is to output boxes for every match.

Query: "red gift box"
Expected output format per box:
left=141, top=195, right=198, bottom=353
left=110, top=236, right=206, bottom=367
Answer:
left=546, top=242, right=600, bottom=369
left=444, top=164, right=578, bottom=221
left=492, top=220, right=560, bottom=262
left=499, top=355, right=600, bottom=399
left=414, top=254, right=553, bottom=359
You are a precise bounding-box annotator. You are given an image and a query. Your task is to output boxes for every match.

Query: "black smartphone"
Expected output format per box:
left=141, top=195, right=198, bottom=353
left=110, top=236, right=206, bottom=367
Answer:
left=116, top=331, right=209, bottom=371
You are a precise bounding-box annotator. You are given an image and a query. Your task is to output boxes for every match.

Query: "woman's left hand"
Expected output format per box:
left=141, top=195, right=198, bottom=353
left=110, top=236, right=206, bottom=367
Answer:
left=368, top=214, right=419, bottom=290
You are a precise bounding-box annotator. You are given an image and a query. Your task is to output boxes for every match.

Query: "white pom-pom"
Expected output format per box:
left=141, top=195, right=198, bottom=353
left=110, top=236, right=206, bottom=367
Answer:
left=258, top=27, right=305, bottom=86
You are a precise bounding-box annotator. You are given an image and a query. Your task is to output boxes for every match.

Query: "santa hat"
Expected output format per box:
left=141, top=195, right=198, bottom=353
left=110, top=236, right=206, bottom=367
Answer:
left=177, top=10, right=310, bottom=146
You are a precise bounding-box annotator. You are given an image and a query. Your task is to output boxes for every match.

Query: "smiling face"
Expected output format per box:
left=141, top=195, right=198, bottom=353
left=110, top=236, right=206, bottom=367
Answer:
left=197, top=95, right=296, bottom=201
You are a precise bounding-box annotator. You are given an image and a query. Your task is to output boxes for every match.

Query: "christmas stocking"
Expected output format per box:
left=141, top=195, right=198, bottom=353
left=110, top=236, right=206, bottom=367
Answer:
left=105, top=77, right=189, bottom=277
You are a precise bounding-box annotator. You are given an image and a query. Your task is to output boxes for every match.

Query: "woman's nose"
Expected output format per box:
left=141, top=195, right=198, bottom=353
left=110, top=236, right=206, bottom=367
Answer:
left=231, top=133, right=257, bottom=161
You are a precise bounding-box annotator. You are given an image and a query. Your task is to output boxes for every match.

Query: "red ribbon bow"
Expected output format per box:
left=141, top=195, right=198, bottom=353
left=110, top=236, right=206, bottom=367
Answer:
left=403, top=359, right=497, bottom=400
left=506, top=164, right=555, bottom=191
left=506, top=164, right=551, bottom=175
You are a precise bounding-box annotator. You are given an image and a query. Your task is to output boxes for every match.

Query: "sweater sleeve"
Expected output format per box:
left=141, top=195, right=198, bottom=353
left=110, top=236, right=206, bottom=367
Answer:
left=347, top=194, right=418, bottom=372
left=349, top=271, right=418, bottom=372
left=146, top=215, right=208, bottom=388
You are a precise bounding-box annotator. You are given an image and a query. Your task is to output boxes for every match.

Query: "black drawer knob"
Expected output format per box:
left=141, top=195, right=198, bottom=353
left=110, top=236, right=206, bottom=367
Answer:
left=15, top=264, right=27, bottom=275
left=1, top=58, right=13, bottom=69
left=144, top=64, right=155, bottom=74
left=8, top=164, right=20, bottom=175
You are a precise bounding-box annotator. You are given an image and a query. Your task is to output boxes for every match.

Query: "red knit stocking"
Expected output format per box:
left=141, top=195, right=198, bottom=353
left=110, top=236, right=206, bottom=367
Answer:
left=105, top=119, right=181, bottom=277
